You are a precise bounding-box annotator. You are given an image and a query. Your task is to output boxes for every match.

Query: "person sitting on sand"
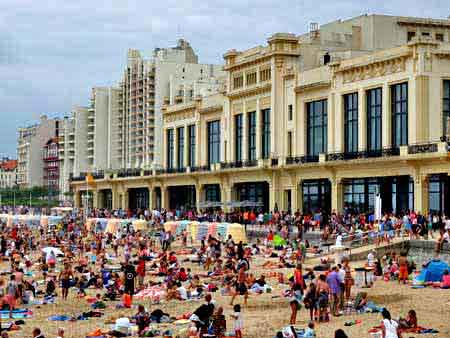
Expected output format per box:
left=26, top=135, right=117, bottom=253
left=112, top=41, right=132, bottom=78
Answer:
left=399, top=309, right=418, bottom=331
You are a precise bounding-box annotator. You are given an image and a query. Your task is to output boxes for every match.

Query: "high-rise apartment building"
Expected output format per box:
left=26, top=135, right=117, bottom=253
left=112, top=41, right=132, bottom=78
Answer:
left=17, top=115, right=60, bottom=188
left=119, top=39, right=224, bottom=168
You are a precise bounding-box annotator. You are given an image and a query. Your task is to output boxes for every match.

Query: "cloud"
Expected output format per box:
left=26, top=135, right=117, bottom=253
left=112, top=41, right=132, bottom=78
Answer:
left=0, top=0, right=449, bottom=156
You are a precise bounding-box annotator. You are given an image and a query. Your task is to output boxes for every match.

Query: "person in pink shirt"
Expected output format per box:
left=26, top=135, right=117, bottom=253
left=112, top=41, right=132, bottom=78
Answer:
left=441, top=270, right=450, bottom=288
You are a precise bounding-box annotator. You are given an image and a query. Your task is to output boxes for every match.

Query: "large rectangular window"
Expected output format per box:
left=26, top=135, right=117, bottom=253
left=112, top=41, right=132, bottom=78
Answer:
left=287, top=131, right=293, bottom=157
left=367, top=88, right=382, bottom=152
left=188, top=125, right=196, bottom=167
left=344, top=179, right=365, bottom=212
left=235, top=114, right=243, bottom=162
left=344, top=93, right=358, bottom=153
left=207, top=120, right=220, bottom=165
left=302, top=179, right=331, bottom=214
left=444, top=80, right=450, bottom=136
left=307, top=100, right=328, bottom=157
left=177, top=127, right=184, bottom=169
left=166, top=129, right=174, bottom=169
left=391, top=82, right=408, bottom=147
left=248, top=111, right=257, bottom=161
left=261, top=108, right=271, bottom=159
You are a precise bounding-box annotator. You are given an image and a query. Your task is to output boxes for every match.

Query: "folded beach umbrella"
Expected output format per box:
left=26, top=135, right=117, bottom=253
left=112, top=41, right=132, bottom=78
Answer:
left=188, top=221, right=199, bottom=241
left=177, top=220, right=189, bottom=235
left=207, top=222, right=218, bottom=238
left=196, top=222, right=209, bottom=241
left=217, top=222, right=228, bottom=239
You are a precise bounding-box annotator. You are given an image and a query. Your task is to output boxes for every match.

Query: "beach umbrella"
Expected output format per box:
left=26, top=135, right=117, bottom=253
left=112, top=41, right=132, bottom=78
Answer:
left=42, top=247, right=64, bottom=256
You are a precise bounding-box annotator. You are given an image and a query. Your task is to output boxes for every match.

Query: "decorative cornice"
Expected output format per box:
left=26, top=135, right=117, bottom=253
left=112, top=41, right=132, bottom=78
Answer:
left=336, top=55, right=408, bottom=84
left=199, top=105, right=223, bottom=114
left=295, top=81, right=331, bottom=93
left=163, top=110, right=196, bottom=123
left=226, top=82, right=272, bottom=100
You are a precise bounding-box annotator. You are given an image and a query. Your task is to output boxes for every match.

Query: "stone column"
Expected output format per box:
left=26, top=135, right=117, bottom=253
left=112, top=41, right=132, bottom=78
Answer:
left=92, top=191, right=99, bottom=209
left=291, top=186, right=298, bottom=212
left=74, top=190, right=81, bottom=208
left=148, top=185, right=153, bottom=211
left=161, top=186, right=169, bottom=210
left=331, top=177, right=343, bottom=213
left=222, top=185, right=232, bottom=212
left=414, top=174, right=429, bottom=214
left=123, top=189, right=129, bottom=210
left=382, top=82, right=391, bottom=148
left=195, top=184, right=203, bottom=211
left=298, top=180, right=303, bottom=213
left=111, top=185, right=119, bottom=210
left=269, top=172, right=280, bottom=211
left=358, top=88, right=367, bottom=151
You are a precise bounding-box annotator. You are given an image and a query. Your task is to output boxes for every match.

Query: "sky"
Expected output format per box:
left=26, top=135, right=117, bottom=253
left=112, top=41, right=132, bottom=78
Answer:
left=0, top=0, right=449, bottom=157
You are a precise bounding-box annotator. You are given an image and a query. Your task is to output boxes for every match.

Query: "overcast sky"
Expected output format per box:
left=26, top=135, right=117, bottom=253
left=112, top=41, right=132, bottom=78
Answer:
left=0, top=0, right=449, bottom=157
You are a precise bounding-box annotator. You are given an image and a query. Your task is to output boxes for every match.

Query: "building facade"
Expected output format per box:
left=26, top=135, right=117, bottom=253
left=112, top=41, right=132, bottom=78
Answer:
left=17, top=115, right=60, bottom=188
left=0, top=159, right=17, bottom=189
left=42, top=138, right=59, bottom=192
left=71, top=15, right=450, bottom=216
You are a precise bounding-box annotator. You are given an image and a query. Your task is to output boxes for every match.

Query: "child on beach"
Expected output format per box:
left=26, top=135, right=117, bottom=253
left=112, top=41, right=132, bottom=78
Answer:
left=230, top=304, right=243, bottom=338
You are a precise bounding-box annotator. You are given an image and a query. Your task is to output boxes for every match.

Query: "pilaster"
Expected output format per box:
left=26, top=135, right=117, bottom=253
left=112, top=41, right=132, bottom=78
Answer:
left=331, top=177, right=343, bottom=213
left=382, top=82, right=391, bottom=148
left=358, top=88, right=367, bottom=151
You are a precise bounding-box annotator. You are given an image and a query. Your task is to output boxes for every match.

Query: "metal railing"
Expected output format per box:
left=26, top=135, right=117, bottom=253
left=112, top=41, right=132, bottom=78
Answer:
left=408, top=142, right=438, bottom=154
left=286, top=155, right=319, bottom=165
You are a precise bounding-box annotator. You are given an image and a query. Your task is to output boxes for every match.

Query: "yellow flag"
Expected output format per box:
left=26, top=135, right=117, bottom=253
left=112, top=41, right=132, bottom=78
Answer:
left=86, top=173, right=95, bottom=186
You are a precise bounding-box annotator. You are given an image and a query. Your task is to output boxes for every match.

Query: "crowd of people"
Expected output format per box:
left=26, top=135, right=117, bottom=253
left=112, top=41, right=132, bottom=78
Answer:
left=0, top=204, right=447, bottom=337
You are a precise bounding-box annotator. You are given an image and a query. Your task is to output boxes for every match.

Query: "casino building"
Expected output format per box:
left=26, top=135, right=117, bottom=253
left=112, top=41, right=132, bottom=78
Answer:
left=71, top=14, right=450, bottom=216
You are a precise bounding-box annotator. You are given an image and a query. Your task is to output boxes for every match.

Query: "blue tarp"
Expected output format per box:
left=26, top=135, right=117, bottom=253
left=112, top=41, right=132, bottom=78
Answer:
left=417, top=259, right=449, bottom=282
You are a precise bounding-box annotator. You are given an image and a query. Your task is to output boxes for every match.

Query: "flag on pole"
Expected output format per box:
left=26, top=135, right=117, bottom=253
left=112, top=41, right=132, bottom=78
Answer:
left=86, top=173, right=95, bottom=186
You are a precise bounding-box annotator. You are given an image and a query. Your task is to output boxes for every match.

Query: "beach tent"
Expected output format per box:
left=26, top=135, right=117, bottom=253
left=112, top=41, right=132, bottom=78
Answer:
left=133, top=219, right=148, bottom=231
left=226, top=223, right=247, bottom=243
left=105, top=219, right=120, bottom=233
left=417, top=259, right=449, bottom=282
left=164, top=221, right=177, bottom=233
